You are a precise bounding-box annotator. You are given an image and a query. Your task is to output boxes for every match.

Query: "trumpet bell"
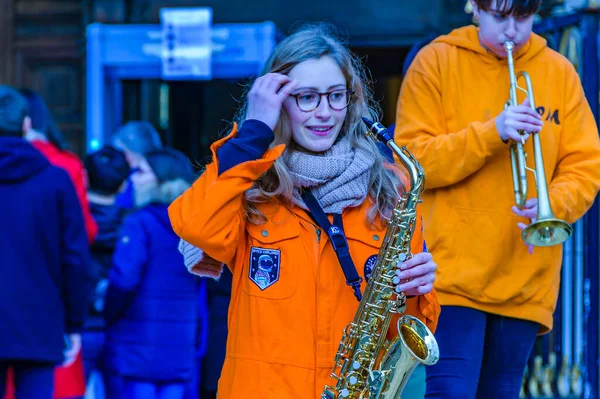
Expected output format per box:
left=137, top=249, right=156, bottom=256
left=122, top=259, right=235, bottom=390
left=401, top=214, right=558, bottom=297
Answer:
left=504, top=40, right=573, bottom=247
left=522, top=218, right=573, bottom=247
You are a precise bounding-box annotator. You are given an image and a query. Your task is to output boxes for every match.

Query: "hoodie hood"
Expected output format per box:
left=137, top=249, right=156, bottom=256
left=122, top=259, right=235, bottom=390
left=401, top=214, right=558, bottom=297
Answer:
left=144, top=203, right=173, bottom=232
left=0, top=137, right=49, bottom=182
left=433, top=25, right=548, bottom=66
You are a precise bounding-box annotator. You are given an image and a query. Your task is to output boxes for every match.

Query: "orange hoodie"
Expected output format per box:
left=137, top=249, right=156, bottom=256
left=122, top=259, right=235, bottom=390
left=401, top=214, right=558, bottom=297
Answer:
left=395, top=26, right=600, bottom=333
left=169, top=126, right=440, bottom=398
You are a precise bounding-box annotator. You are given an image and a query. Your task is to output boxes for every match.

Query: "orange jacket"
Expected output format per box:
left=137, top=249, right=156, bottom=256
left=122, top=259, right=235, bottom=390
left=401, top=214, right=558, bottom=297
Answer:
left=169, top=126, right=440, bottom=398
left=395, top=26, right=600, bottom=333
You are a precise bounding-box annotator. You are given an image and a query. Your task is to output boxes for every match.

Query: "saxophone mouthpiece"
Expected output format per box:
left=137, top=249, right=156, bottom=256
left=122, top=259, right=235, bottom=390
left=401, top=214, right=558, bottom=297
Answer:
left=361, top=117, right=376, bottom=129
left=361, top=117, right=393, bottom=144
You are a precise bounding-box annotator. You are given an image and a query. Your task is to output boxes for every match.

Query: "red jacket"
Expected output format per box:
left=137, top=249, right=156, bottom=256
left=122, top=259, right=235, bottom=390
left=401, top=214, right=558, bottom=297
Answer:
left=30, top=141, right=90, bottom=399
left=31, top=140, right=98, bottom=243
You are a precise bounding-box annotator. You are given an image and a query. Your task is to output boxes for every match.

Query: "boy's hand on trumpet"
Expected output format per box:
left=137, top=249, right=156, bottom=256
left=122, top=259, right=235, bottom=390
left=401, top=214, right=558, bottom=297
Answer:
left=512, top=198, right=538, bottom=254
left=496, top=98, right=544, bottom=143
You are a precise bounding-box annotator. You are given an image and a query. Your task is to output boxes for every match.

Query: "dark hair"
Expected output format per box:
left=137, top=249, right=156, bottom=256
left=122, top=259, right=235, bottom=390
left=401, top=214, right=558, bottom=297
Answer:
left=144, top=148, right=195, bottom=204
left=19, top=89, right=67, bottom=150
left=84, top=146, right=131, bottom=195
left=0, top=128, right=23, bottom=138
left=145, top=148, right=195, bottom=185
left=474, top=0, right=541, bottom=16
left=111, top=121, right=162, bottom=155
left=0, top=85, right=27, bottom=137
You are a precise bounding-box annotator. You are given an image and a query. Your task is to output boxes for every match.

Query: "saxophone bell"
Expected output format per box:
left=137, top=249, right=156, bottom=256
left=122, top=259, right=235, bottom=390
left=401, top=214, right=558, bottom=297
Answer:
left=371, top=316, right=439, bottom=399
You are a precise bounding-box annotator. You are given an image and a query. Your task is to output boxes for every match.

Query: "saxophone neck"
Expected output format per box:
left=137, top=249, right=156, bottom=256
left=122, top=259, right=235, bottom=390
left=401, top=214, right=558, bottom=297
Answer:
left=393, top=142, right=425, bottom=200
left=360, top=117, right=425, bottom=201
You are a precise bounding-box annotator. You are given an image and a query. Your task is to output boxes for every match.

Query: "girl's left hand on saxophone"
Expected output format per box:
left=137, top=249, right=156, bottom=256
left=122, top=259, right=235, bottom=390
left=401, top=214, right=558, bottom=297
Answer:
left=395, top=252, right=436, bottom=296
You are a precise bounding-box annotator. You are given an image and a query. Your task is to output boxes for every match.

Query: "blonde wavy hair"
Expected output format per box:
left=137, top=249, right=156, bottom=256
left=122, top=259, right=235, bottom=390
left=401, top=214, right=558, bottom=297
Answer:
left=234, top=24, right=404, bottom=226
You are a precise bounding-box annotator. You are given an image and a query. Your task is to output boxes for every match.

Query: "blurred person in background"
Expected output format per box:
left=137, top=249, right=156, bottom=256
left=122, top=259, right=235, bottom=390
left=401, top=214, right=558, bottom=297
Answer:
left=80, top=146, right=131, bottom=395
left=5, top=88, right=97, bottom=399
left=20, top=88, right=98, bottom=244
left=0, top=85, right=93, bottom=399
left=18, top=88, right=97, bottom=399
left=110, top=121, right=163, bottom=210
left=198, top=269, right=231, bottom=399
left=102, top=148, right=207, bottom=399
left=178, top=240, right=224, bottom=399
left=183, top=279, right=209, bottom=399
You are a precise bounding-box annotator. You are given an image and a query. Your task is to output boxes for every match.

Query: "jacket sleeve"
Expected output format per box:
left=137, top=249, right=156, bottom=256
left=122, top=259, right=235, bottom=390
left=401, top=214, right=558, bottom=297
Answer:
left=73, top=162, right=99, bottom=244
left=103, top=214, right=148, bottom=326
left=58, top=171, right=94, bottom=334
left=179, top=239, right=225, bottom=279
left=548, top=65, right=600, bottom=223
left=395, top=45, right=506, bottom=189
left=386, top=273, right=440, bottom=336
left=411, top=207, right=440, bottom=333
left=168, top=123, right=286, bottom=266
left=412, top=290, right=440, bottom=334
left=387, top=206, right=440, bottom=337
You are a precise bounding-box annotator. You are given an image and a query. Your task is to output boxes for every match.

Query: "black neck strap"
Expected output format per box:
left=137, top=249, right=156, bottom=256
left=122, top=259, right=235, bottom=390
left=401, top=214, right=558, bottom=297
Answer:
left=301, top=189, right=363, bottom=301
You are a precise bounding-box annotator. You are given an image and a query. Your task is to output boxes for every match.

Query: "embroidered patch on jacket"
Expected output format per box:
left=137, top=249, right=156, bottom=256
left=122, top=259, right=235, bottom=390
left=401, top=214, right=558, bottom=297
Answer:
left=364, top=254, right=378, bottom=282
left=249, top=247, right=281, bottom=290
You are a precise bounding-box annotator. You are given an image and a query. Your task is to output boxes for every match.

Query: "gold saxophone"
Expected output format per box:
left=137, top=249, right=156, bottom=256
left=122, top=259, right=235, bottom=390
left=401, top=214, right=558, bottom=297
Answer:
left=322, top=118, right=439, bottom=399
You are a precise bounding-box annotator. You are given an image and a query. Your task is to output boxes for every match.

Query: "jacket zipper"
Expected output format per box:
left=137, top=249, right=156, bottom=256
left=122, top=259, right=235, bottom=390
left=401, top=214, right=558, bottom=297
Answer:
left=316, top=227, right=322, bottom=243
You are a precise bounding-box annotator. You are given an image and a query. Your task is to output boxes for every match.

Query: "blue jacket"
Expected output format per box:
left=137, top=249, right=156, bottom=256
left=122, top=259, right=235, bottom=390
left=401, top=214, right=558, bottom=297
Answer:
left=89, top=201, right=127, bottom=283
left=0, top=137, right=92, bottom=363
left=104, top=203, right=204, bottom=381
left=85, top=201, right=127, bottom=329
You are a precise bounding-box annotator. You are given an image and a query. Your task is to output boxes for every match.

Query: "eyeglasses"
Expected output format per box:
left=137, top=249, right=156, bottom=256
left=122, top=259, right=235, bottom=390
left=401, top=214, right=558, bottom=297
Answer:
left=290, top=89, right=354, bottom=112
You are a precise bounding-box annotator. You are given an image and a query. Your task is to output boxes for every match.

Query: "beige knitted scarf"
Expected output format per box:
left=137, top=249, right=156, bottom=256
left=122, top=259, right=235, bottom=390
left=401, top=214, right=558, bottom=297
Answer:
left=286, top=134, right=374, bottom=214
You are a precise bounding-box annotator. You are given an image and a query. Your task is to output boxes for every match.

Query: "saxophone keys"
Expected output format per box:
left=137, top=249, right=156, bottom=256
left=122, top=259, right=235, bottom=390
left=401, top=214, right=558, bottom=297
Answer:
left=345, top=371, right=365, bottom=391
left=321, top=390, right=336, bottom=399
left=395, top=302, right=407, bottom=314
left=367, top=370, right=384, bottom=394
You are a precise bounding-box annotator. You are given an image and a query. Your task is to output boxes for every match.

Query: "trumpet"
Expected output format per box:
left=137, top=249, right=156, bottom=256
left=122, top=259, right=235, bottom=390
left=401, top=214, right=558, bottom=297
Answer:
left=504, top=41, right=572, bottom=246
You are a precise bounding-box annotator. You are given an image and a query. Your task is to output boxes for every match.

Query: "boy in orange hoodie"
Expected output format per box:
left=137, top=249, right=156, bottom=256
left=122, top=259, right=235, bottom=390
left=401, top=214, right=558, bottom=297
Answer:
left=170, top=25, right=440, bottom=398
left=395, top=0, right=600, bottom=398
